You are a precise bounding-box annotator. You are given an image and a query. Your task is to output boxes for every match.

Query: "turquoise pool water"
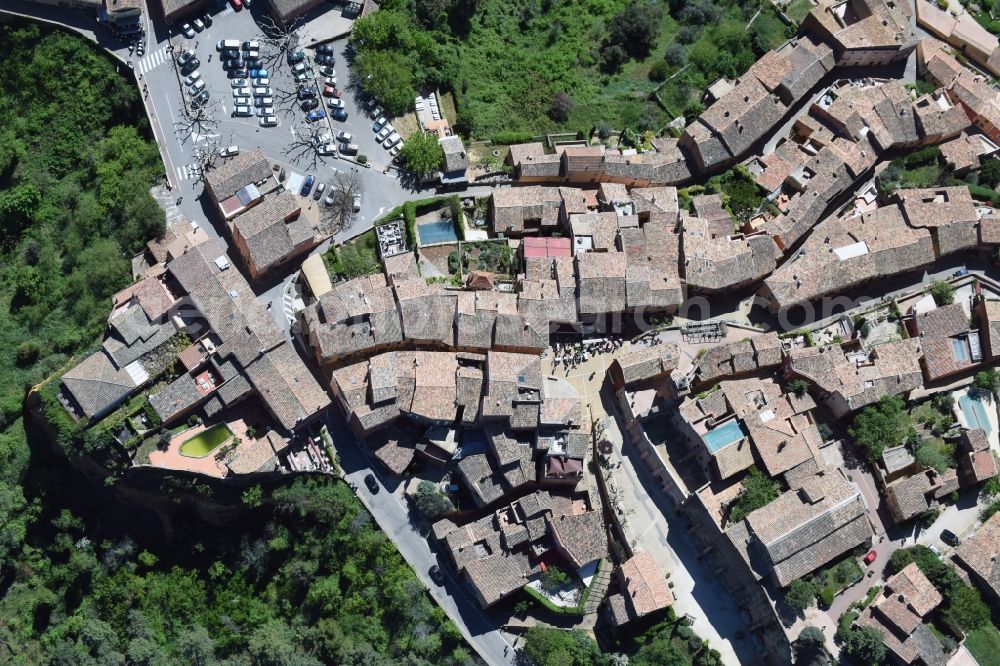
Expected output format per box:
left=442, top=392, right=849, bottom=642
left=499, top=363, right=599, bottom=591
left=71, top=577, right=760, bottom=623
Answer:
left=703, top=419, right=748, bottom=454
left=418, top=221, right=458, bottom=244
left=960, top=394, right=992, bottom=435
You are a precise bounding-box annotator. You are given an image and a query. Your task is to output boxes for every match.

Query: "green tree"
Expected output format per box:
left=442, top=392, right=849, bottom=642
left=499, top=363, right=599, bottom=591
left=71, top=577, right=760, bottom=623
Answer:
left=929, top=280, right=954, bottom=306
left=242, top=485, right=264, bottom=508
left=354, top=50, right=416, bottom=117
left=728, top=466, right=780, bottom=523
left=787, top=379, right=810, bottom=397
left=522, top=627, right=605, bottom=666
left=946, top=584, right=990, bottom=631
left=540, top=566, right=570, bottom=594
left=848, top=395, right=911, bottom=462
left=915, top=442, right=950, bottom=473
left=399, top=131, right=445, bottom=175
left=842, top=625, right=886, bottom=666
left=607, top=0, right=663, bottom=59
left=632, top=635, right=690, bottom=666
left=786, top=578, right=817, bottom=611
left=974, top=369, right=1000, bottom=394
left=414, top=480, right=453, bottom=519
left=980, top=157, right=1000, bottom=188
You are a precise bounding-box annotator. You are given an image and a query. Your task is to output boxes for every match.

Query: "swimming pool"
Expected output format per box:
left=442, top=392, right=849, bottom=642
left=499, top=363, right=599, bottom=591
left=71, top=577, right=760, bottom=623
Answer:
left=418, top=220, right=458, bottom=244
left=703, top=419, right=748, bottom=454
left=959, top=394, right=992, bottom=435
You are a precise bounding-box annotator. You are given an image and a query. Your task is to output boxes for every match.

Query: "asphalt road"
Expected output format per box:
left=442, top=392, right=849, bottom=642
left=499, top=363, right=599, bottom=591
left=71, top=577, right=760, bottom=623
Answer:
left=323, top=409, right=516, bottom=666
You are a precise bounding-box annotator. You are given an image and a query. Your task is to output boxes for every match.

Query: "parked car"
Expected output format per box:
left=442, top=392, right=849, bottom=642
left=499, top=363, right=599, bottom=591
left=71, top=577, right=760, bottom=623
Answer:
left=954, top=269, right=970, bottom=277
left=259, top=115, right=278, bottom=127
left=353, top=194, right=362, bottom=212
left=326, top=98, right=345, bottom=110
left=177, top=49, right=196, bottom=66
left=300, top=175, right=315, bottom=196
left=373, top=116, right=388, bottom=132
left=288, top=50, right=305, bottom=64
left=372, top=106, right=384, bottom=119
left=180, top=58, right=200, bottom=75
left=312, top=182, right=326, bottom=200
left=256, top=106, right=274, bottom=117
left=233, top=86, right=251, bottom=96
left=330, top=108, right=348, bottom=121
left=317, top=43, right=335, bottom=55
left=201, top=13, right=213, bottom=27
left=382, top=133, right=401, bottom=149
left=218, top=39, right=240, bottom=50
left=252, top=86, right=271, bottom=97
left=375, top=125, right=394, bottom=142
left=229, top=0, right=243, bottom=10
left=338, top=142, right=358, bottom=155
left=428, top=565, right=445, bottom=585
left=863, top=549, right=877, bottom=565
left=336, top=131, right=353, bottom=143
left=232, top=96, right=251, bottom=106
left=315, top=54, right=335, bottom=66
left=242, top=40, right=260, bottom=51
left=294, top=71, right=311, bottom=84
left=252, top=77, right=270, bottom=87
left=220, top=145, right=239, bottom=158
left=318, top=65, right=335, bottom=77
left=364, top=474, right=379, bottom=494
left=323, top=76, right=337, bottom=86
left=188, top=79, right=207, bottom=96
left=318, top=143, right=337, bottom=156
left=185, top=71, right=201, bottom=86
left=244, top=57, right=262, bottom=70
left=228, top=68, right=248, bottom=79
left=232, top=105, right=252, bottom=117
left=941, top=529, right=960, bottom=547
left=191, top=90, right=210, bottom=108
left=306, top=109, right=327, bottom=122
left=291, top=62, right=308, bottom=75
left=230, top=78, right=247, bottom=88
left=324, top=191, right=337, bottom=206
left=244, top=49, right=260, bottom=60
left=301, top=98, right=319, bottom=112
left=254, top=96, right=273, bottom=107
left=192, top=18, right=205, bottom=32
left=222, top=58, right=244, bottom=70
left=363, top=98, right=376, bottom=111
left=249, top=68, right=268, bottom=79
left=389, top=144, right=401, bottom=158
left=180, top=23, right=196, bottom=38
left=297, top=86, right=317, bottom=100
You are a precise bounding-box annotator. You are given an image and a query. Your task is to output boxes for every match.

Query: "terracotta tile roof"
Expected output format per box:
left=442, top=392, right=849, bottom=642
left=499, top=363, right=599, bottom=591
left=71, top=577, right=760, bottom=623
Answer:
left=490, top=186, right=564, bottom=233
left=886, top=562, right=942, bottom=617
left=886, top=471, right=935, bottom=521
left=576, top=251, right=627, bottom=314
left=953, top=512, right=1000, bottom=601
left=205, top=148, right=272, bottom=201
left=611, top=342, right=681, bottom=386
left=618, top=550, right=672, bottom=618
left=61, top=351, right=137, bottom=419
left=547, top=511, right=607, bottom=568
left=683, top=217, right=779, bottom=291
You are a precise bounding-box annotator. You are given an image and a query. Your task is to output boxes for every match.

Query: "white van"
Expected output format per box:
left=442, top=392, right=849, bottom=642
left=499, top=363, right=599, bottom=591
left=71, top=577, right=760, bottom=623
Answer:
left=217, top=39, right=240, bottom=51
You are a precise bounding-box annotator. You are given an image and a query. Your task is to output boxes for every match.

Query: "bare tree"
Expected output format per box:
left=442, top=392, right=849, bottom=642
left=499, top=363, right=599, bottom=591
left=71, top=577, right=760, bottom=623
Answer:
left=284, top=124, right=334, bottom=171
left=320, top=169, right=364, bottom=235
left=190, top=132, right=236, bottom=185
left=256, top=14, right=305, bottom=74
left=174, top=97, right=221, bottom=145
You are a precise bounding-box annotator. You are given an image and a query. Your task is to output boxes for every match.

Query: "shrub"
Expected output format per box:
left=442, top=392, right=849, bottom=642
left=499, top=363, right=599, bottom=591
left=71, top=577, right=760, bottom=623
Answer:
left=818, top=586, right=835, bottom=607
left=929, top=280, right=955, bottom=306
left=788, top=379, right=810, bottom=397
left=843, top=625, right=886, bottom=665
left=786, top=578, right=817, bottom=611
left=664, top=42, right=688, bottom=67
left=415, top=480, right=453, bottom=519
left=649, top=60, right=670, bottom=82
left=15, top=341, right=41, bottom=366
left=728, top=466, right=780, bottom=523
left=797, top=626, right=826, bottom=647
left=356, top=154, right=368, bottom=165
left=490, top=131, right=536, bottom=145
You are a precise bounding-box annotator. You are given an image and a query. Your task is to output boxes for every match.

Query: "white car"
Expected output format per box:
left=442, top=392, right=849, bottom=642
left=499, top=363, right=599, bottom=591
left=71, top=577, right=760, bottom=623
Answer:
left=327, top=98, right=345, bottom=110
left=291, top=62, right=308, bottom=74
left=335, top=131, right=353, bottom=142
left=382, top=132, right=401, bottom=148
left=319, top=65, right=335, bottom=77
left=324, top=76, right=337, bottom=86
left=242, top=40, right=260, bottom=51
left=232, top=105, right=253, bottom=117
left=373, top=116, right=388, bottom=132
left=187, top=79, right=206, bottom=96
left=254, top=96, right=273, bottom=107
left=372, top=106, right=384, bottom=119
left=389, top=145, right=401, bottom=158
left=180, top=23, right=195, bottom=38
left=220, top=145, right=240, bottom=158
left=185, top=71, right=201, bottom=86
left=252, top=77, right=270, bottom=87
left=244, top=49, right=259, bottom=59
left=252, top=86, right=271, bottom=96
left=255, top=106, right=274, bottom=117
left=352, top=194, right=361, bottom=212
left=375, top=125, right=394, bottom=141
left=192, top=18, right=205, bottom=32
left=233, top=96, right=251, bottom=106
left=233, top=86, right=251, bottom=96
left=259, top=115, right=278, bottom=127
left=318, top=143, right=337, bottom=156
left=230, top=78, right=247, bottom=88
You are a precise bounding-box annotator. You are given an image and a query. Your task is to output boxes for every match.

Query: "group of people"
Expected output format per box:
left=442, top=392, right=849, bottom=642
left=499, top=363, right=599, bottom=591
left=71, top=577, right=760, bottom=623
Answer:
left=551, top=336, right=626, bottom=374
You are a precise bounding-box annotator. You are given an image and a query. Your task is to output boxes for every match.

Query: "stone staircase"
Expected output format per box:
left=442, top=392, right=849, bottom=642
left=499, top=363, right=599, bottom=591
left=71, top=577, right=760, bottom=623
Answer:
left=583, top=558, right=613, bottom=615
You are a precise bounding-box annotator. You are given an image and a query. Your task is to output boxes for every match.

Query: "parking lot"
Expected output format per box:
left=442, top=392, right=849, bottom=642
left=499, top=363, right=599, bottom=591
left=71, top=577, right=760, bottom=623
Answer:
left=139, top=3, right=411, bottom=242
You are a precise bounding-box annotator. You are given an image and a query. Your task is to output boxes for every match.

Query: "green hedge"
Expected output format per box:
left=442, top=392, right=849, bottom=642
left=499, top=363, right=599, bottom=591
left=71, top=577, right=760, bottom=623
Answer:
left=522, top=560, right=602, bottom=617
left=490, top=131, right=537, bottom=145
left=403, top=202, right=417, bottom=252
left=449, top=196, right=465, bottom=241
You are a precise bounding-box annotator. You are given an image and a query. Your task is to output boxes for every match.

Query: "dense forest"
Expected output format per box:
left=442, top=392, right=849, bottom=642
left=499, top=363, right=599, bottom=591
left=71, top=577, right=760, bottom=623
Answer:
left=350, top=0, right=791, bottom=138
left=0, top=23, right=472, bottom=665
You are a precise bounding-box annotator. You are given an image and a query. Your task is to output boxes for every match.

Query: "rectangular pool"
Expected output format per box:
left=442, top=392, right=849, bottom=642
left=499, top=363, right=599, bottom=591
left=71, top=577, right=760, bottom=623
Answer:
left=418, top=220, right=458, bottom=245
left=960, top=394, right=992, bottom=435
left=703, top=419, right=748, bottom=454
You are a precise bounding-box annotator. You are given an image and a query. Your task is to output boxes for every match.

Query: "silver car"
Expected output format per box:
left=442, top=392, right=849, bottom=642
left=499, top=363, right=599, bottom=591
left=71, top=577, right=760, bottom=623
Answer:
left=233, top=96, right=251, bottom=106
left=255, top=106, right=274, bottom=117
left=230, top=78, right=248, bottom=88
left=233, top=86, right=251, bottom=96
left=232, top=105, right=253, bottom=117
left=254, top=96, right=273, bottom=107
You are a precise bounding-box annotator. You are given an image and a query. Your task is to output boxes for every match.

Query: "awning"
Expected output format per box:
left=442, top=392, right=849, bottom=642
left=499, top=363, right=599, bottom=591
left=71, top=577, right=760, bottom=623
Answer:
left=300, top=253, right=332, bottom=298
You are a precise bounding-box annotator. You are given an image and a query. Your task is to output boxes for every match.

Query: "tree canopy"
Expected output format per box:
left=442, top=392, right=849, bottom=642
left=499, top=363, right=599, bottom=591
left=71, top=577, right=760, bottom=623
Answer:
left=728, top=466, right=781, bottom=523
left=848, top=395, right=911, bottom=462
left=400, top=131, right=446, bottom=174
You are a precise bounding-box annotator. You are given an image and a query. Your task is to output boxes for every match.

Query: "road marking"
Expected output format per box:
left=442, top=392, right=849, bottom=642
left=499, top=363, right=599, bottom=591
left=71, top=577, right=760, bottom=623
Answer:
left=175, top=164, right=200, bottom=181
left=138, top=46, right=168, bottom=74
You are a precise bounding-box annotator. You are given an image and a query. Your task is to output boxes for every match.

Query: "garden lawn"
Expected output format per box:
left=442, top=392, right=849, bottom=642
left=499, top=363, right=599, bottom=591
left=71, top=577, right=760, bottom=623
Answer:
left=179, top=424, right=234, bottom=458
left=965, top=624, right=1000, bottom=666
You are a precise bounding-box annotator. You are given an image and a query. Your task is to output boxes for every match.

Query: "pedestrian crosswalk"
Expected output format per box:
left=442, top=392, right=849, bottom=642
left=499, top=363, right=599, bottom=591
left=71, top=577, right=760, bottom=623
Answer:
left=138, top=46, right=170, bottom=75
left=175, top=163, right=201, bottom=182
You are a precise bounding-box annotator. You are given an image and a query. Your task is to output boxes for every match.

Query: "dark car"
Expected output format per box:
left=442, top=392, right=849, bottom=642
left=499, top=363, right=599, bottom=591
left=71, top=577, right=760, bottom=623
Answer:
left=300, top=174, right=315, bottom=196
left=363, top=473, right=379, bottom=494
left=941, top=529, right=960, bottom=547
left=297, top=86, right=317, bottom=100
left=301, top=98, right=319, bottom=112
left=288, top=49, right=305, bottom=64
left=428, top=565, right=445, bottom=585
left=315, top=53, right=335, bottom=66
left=202, top=13, right=213, bottom=27
left=177, top=49, right=196, bottom=66
left=180, top=58, right=200, bottom=75
left=223, top=58, right=245, bottom=70
left=317, top=43, right=335, bottom=55
left=330, top=108, right=348, bottom=121
left=306, top=109, right=327, bottom=122
left=191, top=90, right=210, bottom=109
left=228, top=68, right=248, bottom=79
